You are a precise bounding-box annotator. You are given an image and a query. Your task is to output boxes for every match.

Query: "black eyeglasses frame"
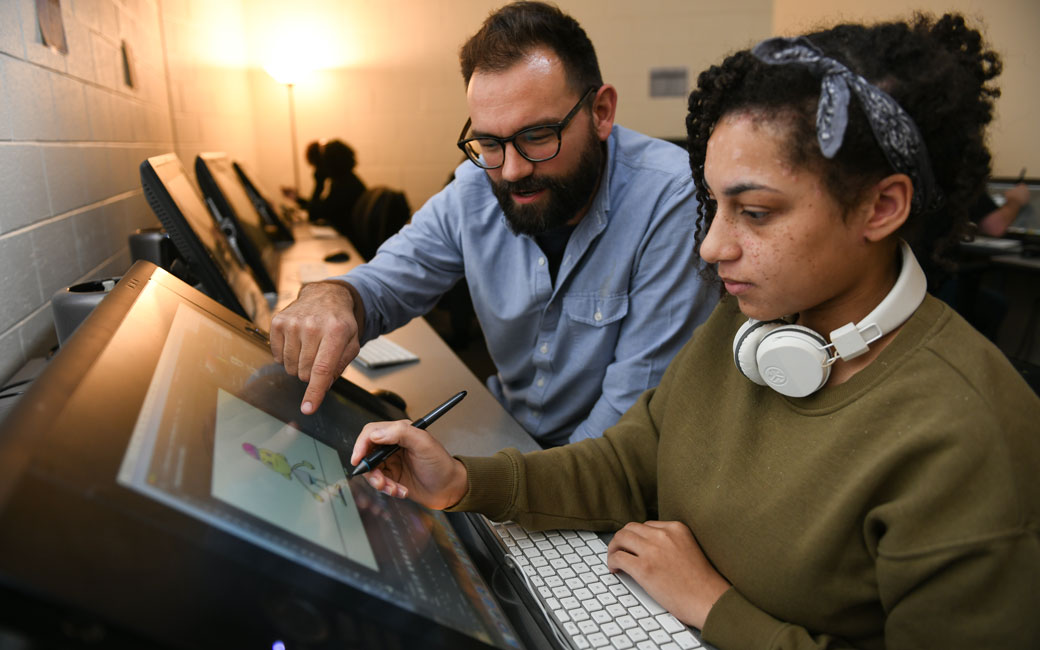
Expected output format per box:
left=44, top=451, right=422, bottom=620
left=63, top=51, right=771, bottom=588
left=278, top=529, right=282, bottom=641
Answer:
left=456, top=86, right=599, bottom=170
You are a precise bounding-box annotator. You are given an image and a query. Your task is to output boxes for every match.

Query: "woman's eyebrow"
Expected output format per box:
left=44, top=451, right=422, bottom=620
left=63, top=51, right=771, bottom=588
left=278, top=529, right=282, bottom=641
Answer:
left=722, top=182, right=779, bottom=197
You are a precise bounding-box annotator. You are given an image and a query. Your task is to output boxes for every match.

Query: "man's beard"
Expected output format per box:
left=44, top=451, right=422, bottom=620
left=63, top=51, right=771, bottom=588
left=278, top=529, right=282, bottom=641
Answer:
left=490, top=131, right=605, bottom=237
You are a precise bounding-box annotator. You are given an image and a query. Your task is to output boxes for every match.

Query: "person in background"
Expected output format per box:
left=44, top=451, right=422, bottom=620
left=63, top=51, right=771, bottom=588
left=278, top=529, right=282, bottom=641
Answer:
left=282, top=140, right=324, bottom=208
left=929, top=178, right=1031, bottom=340
left=270, top=1, right=716, bottom=446
left=977, top=179, right=1030, bottom=237
left=348, top=13, right=1040, bottom=649
left=283, top=139, right=367, bottom=237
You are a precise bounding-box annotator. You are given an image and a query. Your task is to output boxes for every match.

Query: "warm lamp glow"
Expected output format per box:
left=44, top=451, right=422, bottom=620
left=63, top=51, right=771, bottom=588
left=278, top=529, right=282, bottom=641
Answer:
left=264, top=60, right=307, bottom=86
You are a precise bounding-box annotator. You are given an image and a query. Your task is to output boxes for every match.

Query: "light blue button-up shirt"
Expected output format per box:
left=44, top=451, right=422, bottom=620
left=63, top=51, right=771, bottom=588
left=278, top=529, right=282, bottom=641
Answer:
left=341, top=125, right=716, bottom=446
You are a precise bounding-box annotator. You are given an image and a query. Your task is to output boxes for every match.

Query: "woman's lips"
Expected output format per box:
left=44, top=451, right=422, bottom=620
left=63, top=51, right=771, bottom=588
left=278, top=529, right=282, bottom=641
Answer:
left=720, top=277, right=752, bottom=295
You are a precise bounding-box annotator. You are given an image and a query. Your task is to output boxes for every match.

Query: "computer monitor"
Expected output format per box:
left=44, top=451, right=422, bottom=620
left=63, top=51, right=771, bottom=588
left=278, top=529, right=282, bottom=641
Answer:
left=987, top=176, right=1040, bottom=241
left=140, top=153, right=273, bottom=329
left=0, top=261, right=535, bottom=649
left=195, top=153, right=280, bottom=294
left=232, top=160, right=296, bottom=244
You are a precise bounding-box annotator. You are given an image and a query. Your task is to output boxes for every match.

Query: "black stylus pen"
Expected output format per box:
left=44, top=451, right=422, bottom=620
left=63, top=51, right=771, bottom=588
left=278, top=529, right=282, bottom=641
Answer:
left=349, top=390, right=467, bottom=477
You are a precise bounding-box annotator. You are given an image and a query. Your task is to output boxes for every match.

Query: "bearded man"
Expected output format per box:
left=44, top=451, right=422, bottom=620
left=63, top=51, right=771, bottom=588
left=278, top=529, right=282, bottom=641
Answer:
left=270, top=1, right=714, bottom=446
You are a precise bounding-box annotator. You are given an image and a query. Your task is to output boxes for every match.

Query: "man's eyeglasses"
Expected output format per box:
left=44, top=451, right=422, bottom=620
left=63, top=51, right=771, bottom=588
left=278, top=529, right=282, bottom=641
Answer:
left=457, top=86, right=598, bottom=170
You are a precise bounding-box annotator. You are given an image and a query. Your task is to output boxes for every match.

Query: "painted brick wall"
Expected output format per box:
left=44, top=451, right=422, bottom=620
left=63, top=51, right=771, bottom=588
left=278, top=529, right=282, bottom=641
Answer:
left=0, top=0, right=254, bottom=383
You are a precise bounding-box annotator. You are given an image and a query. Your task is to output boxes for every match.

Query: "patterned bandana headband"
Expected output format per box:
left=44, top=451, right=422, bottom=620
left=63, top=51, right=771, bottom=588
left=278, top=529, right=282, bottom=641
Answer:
left=751, top=36, right=941, bottom=213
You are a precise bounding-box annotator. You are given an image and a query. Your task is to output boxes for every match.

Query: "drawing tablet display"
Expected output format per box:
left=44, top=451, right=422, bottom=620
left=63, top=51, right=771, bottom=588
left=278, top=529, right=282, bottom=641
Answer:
left=195, top=152, right=280, bottom=292
left=233, top=160, right=296, bottom=243
left=0, top=262, right=522, bottom=649
left=140, top=153, right=273, bottom=328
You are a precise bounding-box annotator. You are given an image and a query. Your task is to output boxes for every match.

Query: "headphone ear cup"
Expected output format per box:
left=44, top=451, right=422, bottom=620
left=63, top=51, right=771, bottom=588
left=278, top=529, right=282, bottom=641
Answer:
left=732, top=320, right=783, bottom=386
left=755, top=325, right=832, bottom=398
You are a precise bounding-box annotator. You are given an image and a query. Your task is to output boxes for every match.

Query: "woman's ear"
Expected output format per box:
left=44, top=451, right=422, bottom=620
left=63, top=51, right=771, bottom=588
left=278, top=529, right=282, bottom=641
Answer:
left=591, top=84, right=618, bottom=141
left=862, top=174, right=912, bottom=242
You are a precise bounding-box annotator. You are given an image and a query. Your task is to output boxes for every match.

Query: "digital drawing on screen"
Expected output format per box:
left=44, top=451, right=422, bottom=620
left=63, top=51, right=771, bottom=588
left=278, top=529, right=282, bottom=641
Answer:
left=212, top=389, right=377, bottom=570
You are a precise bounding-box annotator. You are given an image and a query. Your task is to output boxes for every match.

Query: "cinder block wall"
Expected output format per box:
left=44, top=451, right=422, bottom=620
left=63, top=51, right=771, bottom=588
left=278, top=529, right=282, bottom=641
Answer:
left=0, top=0, right=254, bottom=383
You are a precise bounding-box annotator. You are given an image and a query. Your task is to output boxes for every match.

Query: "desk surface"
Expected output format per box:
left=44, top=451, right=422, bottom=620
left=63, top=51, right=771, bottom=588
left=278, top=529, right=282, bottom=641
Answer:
left=275, top=224, right=539, bottom=458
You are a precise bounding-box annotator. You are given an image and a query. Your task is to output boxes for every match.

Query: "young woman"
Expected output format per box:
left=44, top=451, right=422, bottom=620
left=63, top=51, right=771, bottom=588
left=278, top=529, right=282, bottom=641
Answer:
left=351, top=14, right=1040, bottom=649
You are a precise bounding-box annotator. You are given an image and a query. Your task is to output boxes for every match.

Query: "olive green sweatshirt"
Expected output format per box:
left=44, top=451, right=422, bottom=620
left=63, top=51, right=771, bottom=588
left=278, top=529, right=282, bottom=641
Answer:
left=452, top=295, right=1040, bottom=649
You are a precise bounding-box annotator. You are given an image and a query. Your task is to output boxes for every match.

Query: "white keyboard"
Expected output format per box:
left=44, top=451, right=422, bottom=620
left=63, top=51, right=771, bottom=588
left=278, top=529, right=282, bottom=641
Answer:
left=354, top=336, right=419, bottom=369
left=487, top=519, right=710, bottom=650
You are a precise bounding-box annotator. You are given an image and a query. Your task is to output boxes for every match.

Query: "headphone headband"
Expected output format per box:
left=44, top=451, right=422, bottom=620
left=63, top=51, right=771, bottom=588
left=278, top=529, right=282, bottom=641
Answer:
left=829, top=240, right=926, bottom=360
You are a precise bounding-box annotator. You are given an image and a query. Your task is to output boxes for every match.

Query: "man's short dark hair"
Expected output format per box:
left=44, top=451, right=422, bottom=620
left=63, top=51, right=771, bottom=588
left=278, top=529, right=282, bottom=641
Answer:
left=459, top=1, right=603, bottom=92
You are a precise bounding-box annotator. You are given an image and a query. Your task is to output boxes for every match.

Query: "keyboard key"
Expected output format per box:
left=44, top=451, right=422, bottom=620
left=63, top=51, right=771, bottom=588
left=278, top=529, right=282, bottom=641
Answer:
left=597, top=592, right=618, bottom=606
left=649, top=629, right=671, bottom=644
left=656, top=614, right=685, bottom=634
left=616, top=615, right=637, bottom=631
left=605, top=604, right=627, bottom=618
left=638, top=617, right=660, bottom=632
left=610, top=635, right=634, bottom=649
left=587, top=632, right=609, bottom=648
left=674, top=630, right=701, bottom=649
left=626, top=626, right=649, bottom=642
left=579, top=620, right=599, bottom=635
left=582, top=598, right=604, bottom=612
left=590, top=610, right=611, bottom=624
left=574, top=635, right=590, bottom=649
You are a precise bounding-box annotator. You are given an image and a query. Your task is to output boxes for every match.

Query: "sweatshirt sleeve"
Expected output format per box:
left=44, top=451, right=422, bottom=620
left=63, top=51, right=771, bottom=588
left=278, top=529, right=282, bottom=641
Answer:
left=448, top=386, right=664, bottom=531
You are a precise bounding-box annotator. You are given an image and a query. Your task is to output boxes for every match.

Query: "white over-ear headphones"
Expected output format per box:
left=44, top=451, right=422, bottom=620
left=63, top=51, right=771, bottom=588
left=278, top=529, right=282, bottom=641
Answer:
left=732, top=240, right=926, bottom=398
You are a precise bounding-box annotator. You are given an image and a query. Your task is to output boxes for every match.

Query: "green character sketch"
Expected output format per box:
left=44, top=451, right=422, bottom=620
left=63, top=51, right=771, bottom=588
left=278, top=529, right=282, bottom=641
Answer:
left=242, top=442, right=348, bottom=505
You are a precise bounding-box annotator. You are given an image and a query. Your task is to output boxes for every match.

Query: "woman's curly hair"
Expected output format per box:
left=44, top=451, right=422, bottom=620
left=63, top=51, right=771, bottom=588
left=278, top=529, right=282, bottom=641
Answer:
left=686, top=13, right=1002, bottom=281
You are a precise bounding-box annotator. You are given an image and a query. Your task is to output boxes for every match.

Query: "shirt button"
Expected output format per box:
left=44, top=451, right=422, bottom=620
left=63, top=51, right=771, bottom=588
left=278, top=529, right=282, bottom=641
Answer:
left=537, top=257, right=546, bottom=266
left=540, top=343, right=549, bottom=354
left=536, top=377, right=545, bottom=387
left=593, top=310, right=603, bottom=322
